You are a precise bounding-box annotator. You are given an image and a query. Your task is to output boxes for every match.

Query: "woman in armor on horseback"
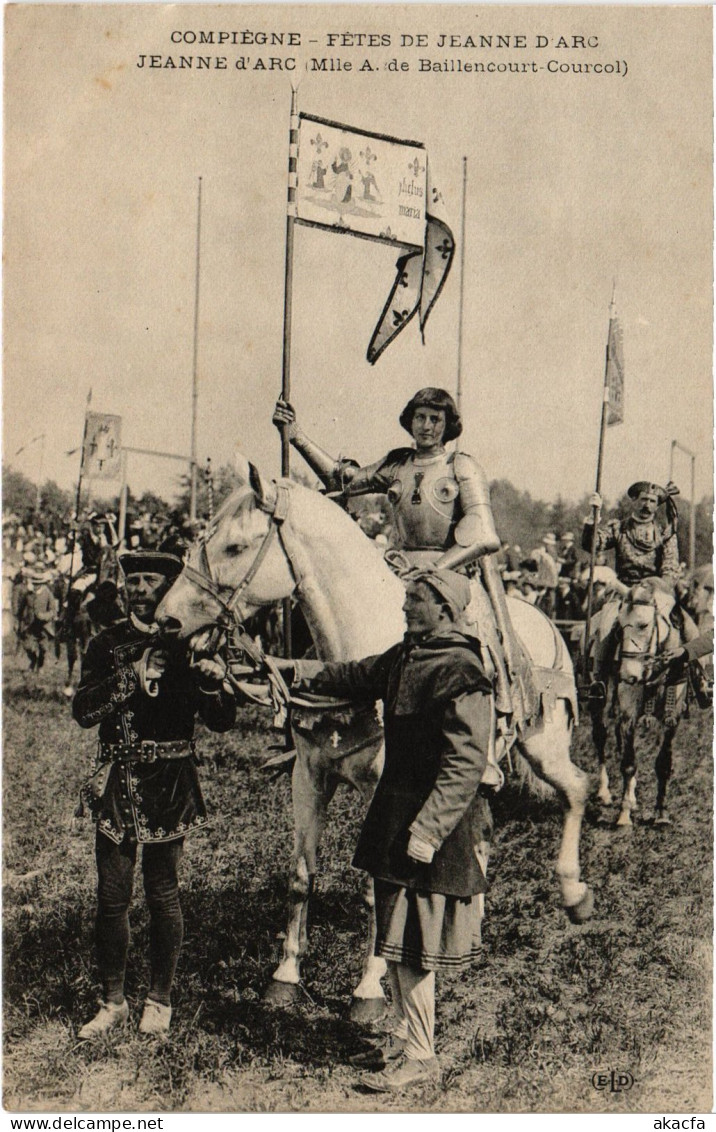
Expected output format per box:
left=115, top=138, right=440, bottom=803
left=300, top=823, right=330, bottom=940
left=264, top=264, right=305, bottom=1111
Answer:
left=273, top=388, right=534, bottom=732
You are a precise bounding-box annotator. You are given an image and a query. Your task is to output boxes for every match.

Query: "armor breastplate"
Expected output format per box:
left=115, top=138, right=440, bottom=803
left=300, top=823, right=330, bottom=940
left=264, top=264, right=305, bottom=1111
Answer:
left=387, top=453, right=459, bottom=551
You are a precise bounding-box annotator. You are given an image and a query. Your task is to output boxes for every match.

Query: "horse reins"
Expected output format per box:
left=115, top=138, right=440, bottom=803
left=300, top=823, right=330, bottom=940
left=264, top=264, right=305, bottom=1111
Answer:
left=181, top=483, right=294, bottom=631
left=618, top=598, right=660, bottom=665
left=178, top=483, right=298, bottom=721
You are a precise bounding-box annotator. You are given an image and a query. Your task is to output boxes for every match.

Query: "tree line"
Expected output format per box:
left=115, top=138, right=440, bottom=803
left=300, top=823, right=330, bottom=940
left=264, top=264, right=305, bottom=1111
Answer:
left=3, top=462, right=712, bottom=568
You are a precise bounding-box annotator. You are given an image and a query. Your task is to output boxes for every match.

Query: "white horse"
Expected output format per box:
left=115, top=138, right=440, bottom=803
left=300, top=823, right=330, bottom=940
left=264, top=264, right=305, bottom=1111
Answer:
left=588, top=578, right=689, bottom=827
left=157, top=459, right=593, bottom=1019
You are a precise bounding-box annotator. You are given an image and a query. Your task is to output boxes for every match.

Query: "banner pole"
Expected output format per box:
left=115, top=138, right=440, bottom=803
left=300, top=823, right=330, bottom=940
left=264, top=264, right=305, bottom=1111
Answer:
left=205, top=457, right=215, bottom=524
left=456, top=156, right=467, bottom=416
left=118, top=449, right=129, bottom=549
left=582, top=301, right=614, bottom=671
left=280, top=87, right=299, bottom=658
left=66, top=392, right=92, bottom=598
left=190, top=176, right=203, bottom=523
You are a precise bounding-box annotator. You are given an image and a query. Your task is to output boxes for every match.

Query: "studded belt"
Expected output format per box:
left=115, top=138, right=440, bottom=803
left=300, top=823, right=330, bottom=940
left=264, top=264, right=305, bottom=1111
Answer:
left=99, top=739, right=196, bottom=764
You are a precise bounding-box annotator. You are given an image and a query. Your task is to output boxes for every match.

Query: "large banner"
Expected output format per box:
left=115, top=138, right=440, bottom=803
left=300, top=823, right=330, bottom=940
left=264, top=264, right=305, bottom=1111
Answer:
left=295, top=112, right=454, bottom=362
left=84, top=412, right=122, bottom=479
left=295, top=114, right=426, bottom=249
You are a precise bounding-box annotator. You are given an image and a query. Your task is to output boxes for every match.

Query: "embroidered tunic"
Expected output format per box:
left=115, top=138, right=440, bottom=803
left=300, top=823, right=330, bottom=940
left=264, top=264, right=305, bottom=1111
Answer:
left=582, top=517, right=680, bottom=587
left=73, top=619, right=235, bottom=844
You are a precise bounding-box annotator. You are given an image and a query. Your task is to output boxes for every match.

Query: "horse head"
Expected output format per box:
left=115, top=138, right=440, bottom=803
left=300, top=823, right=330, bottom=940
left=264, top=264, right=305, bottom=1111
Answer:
left=617, top=577, right=676, bottom=686
left=156, top=456, right=296, bottom=640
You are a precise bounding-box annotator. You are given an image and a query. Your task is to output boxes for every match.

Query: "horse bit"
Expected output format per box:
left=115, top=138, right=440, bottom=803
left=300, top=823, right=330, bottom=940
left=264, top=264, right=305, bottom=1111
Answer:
left=179, top=482, right=297, bottom=721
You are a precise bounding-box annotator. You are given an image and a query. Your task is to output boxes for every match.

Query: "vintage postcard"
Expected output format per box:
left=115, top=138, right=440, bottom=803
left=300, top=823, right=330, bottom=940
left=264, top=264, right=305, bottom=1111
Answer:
left=3, top=3, right=713, bottom=1119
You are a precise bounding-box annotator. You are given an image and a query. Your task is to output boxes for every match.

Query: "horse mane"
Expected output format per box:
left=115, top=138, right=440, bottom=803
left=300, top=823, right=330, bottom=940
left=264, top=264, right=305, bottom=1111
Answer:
left=212, top=477, right=406, bottom=660
left=627, top=575, right=674, bottom=607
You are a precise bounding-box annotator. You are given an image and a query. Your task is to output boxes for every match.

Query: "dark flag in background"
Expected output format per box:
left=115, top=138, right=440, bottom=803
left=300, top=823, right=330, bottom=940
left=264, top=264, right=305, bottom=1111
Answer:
left=606, top=306, right=624, bottom=426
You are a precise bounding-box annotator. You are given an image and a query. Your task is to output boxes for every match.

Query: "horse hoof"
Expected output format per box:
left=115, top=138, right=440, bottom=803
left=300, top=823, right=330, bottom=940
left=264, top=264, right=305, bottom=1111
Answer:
left=615, top=812, right=633, bottom=828
left=565, top=888, right=594, bottom=924
left=350, top=997, right=386, bottom=1025
left=655, top=811, right=672, bottom=827
left=263, top=980, right=301, bottom=1007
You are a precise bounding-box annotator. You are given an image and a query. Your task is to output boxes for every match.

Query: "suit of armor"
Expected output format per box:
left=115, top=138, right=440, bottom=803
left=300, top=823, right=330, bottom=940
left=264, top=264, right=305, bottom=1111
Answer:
left=288, top=433, right=535, bottom=725
left=339, top=447, right=498, bottom=569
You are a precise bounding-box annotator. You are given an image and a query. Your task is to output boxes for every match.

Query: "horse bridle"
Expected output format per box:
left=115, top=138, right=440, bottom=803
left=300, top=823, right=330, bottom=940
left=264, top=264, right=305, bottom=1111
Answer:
left=618, top=597, right=665, bottom=684
left=180, top=482, right=295, bottom=632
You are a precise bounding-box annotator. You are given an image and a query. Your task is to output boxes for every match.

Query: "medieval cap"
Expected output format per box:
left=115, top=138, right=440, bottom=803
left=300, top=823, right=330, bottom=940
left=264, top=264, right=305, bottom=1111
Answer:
left=627, top=481, right=679, bottom=503
left=560, top=532, right=575, bottom=543
left=118, top=550, right=183, bottom=580
left=411, top=568, right=472, bottom=619
left=542, top=532, right=558, bottom=546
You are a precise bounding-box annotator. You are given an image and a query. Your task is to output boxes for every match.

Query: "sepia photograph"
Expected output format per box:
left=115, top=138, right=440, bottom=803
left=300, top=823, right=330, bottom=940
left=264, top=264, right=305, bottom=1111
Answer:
left=2, top=2, right=713, bottom=1117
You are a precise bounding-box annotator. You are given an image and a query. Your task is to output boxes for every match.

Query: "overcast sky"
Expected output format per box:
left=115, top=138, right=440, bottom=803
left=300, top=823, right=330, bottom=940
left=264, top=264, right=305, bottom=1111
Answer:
left=4, top=4, right=713, bottom=511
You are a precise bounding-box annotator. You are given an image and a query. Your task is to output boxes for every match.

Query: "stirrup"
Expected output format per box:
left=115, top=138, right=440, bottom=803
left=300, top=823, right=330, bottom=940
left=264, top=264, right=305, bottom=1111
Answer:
left=578, top=680, right=607, bottom=704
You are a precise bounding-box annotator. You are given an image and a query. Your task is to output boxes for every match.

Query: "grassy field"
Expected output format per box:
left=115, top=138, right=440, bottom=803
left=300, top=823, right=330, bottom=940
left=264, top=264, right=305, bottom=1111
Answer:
left=3, top=645, right=713, bottom=1113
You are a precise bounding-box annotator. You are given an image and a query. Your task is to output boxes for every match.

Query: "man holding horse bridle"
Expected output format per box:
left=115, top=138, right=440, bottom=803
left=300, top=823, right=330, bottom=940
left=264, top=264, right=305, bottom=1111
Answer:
left=582, top=480, right=709, bottom=702
left=268, top=568, right=491, bottom=1092
left=72, top=550, right=236, bottom=1040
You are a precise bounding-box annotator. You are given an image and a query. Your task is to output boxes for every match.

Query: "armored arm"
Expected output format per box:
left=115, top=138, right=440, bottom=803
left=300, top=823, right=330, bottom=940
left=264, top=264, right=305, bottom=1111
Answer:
left=272, top=398, right=359, bottom=491
left=436, top=454, right=500, bottom=571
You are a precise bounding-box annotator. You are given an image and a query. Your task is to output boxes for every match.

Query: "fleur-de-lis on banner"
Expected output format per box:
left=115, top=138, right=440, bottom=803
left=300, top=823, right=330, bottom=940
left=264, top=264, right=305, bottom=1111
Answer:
left=360, top=146, right=377, bottom=166
left=408, top=157, right=425, bottom=177
left=392, top=309, right=409, bottom=327
left=311, top=133, right=328, bottom=154
left=435, top=237, right=453, bottom=260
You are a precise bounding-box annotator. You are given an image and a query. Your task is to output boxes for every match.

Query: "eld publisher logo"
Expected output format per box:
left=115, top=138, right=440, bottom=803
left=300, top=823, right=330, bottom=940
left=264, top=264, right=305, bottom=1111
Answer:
left=592, top=1069, right=634, bottom=1093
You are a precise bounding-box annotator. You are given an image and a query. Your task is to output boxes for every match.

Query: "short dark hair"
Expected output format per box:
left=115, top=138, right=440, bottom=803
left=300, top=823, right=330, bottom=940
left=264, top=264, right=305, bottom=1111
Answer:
left=399, top=387, right=462, bottom=442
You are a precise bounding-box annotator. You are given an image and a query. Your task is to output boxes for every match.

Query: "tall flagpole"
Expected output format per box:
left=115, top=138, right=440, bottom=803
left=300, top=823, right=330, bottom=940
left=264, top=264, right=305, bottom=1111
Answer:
left=36, top=433, right=46, bottom=511
left=67, top=390, right=92, bottom=597
left=583, top=288, right=617, bottom=671
left=190, top=176, right=203, bottom=523
left=456, top=156, right=467, bottom=416
left=279, top=87, right=299, bottom=657
left=118, top=448, right=129, bottom=549
left=281, top=88, right=298, bottom=479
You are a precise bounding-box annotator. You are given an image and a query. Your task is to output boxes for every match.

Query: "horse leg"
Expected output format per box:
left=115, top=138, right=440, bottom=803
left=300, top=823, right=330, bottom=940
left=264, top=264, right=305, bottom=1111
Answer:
left=615, top=720, right=637, bottom=828
left=589, top=702, right=612, bottom=808
left=350, top=754, right=388, bottom=1024
left=518, top=701, right=594, bottom=922
left=654, top=726, right=676, bottom=825
left=265, top=751, right=334, bottom=1006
